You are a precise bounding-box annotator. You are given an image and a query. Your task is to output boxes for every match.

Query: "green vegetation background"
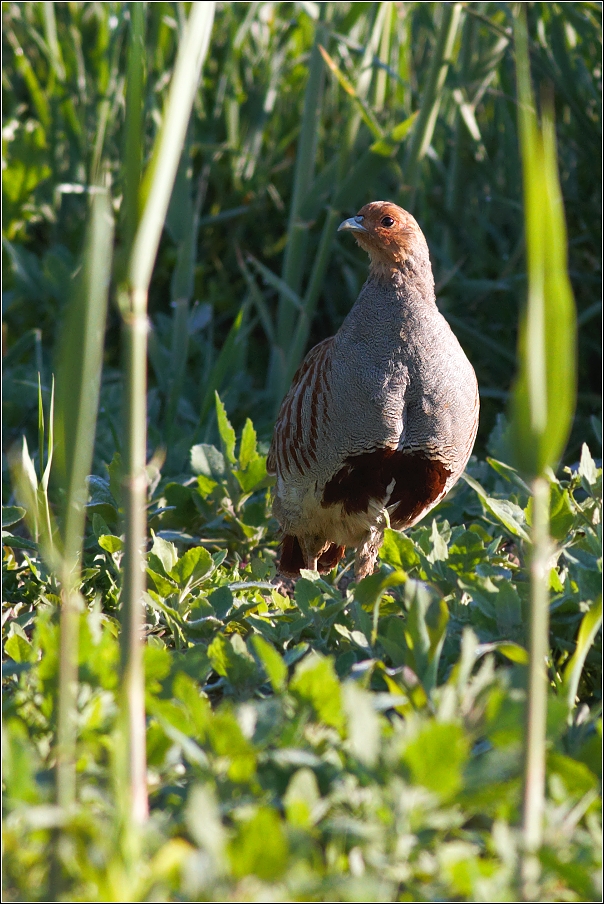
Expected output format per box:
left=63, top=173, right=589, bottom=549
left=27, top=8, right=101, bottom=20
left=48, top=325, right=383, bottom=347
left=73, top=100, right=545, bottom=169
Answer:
left=2, top=3, right=602, bottom=901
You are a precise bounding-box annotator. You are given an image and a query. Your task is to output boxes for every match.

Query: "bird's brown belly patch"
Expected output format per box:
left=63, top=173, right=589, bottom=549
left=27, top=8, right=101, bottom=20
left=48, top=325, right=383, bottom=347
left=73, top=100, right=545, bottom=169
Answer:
left=320, top=448, right=451, bottom=527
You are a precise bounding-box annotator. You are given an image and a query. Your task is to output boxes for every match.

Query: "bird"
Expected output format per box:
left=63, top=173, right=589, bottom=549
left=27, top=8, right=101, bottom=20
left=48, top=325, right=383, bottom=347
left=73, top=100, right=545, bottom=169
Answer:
left=267, top=201, right=479, bottom=581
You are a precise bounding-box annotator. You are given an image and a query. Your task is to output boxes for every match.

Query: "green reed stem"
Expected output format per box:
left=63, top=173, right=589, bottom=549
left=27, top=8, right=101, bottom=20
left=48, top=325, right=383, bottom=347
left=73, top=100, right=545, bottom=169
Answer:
left=521, top=475, right=551, bottom=897
left=55, top=188, right=114, bottom=812
left=120, top=0, right=216, bottom=828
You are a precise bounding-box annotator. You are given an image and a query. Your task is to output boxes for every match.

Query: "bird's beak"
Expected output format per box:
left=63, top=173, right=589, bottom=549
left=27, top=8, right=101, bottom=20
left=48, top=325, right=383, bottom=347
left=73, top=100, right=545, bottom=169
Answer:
left=338, top=215, right=368, bottom=233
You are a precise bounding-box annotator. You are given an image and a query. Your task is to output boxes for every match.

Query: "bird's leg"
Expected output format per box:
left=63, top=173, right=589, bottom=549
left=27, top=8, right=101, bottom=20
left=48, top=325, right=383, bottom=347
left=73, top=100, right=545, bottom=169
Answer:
left=354, top=527, right=383, bottom=580
left=300, top=537, right=329, bottom=574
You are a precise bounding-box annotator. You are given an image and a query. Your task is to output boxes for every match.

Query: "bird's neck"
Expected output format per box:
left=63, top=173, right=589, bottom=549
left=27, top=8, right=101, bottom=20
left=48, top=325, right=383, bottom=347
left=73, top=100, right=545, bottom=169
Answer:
left=367, top=253, right=436, bottom=304
left=338, top=262, right=438, bottom=353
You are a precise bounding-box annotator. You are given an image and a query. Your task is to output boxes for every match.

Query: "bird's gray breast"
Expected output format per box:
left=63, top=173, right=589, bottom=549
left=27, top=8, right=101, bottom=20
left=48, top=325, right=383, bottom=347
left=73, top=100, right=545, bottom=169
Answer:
left=324, top=292, right=476, bottom=468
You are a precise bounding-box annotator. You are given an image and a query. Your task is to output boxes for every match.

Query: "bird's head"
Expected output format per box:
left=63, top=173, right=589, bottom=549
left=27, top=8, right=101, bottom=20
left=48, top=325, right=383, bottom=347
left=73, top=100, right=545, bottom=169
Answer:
left=338, top=201, right=430, bottom=278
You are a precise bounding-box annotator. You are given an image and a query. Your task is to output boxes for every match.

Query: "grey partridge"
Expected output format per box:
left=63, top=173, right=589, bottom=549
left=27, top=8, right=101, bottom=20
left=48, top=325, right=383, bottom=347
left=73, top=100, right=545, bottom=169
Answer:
left=267, top=201, right=479, bottom=580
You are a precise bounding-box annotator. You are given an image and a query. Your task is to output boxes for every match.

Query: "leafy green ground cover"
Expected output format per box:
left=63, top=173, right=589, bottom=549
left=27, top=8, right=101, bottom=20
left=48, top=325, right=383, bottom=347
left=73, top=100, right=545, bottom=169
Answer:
left=2, top=3, right=602, bottom=901
left=3, top=402, right=602, bottom=900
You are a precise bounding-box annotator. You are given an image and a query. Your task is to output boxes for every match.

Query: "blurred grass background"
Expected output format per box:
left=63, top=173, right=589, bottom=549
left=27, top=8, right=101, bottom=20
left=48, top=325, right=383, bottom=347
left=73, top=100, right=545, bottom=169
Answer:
left=2, top=1, right=601, bottom=485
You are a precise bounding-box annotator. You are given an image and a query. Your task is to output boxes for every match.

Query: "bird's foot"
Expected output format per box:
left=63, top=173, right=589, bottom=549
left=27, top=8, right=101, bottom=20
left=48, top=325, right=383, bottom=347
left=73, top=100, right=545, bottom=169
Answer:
left=354, top=528, right=382, bottom=580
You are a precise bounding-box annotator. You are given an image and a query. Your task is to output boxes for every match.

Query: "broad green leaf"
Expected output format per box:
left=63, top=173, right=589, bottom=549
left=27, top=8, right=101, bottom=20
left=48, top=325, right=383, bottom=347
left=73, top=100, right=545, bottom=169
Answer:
left=196, top=474, right=218, bottom=496
left=238, top=418, right=257, bottom=469
left=475, top=641, right=529, bottom=665
left=207, top=633, right=257, bottom=687
left=495, top=582, right=523, bottom=635
left=214, top=392, right=236, bottom=464
left=283, top=768, right=321, bottom=827
left=208, top=710, right=256, bottom=782
left=290, top=652, right=344, bottom=731
left=228, top=808, right=288, bottom=880
left=144, top=644, right=172, bottom=690
left=4, top=633, right=33, bottom=663
left=497, top=642, right=529, bottom=665
left=172, top=673, right=211, bottom=738
left=379, top=529, right=421, bottom=570
left=402, top=722, right=469, bottom=801
left=354, top=569, right=407, bottom=608
left=486, top=457, right=531, bottom=495
left=186, top=785, right=226, bottom=858
left=190, top=443, right=225, bottom=479
left=547, top=751, right=599, bottom=800
left=148, top=838, right=196, bottom=886
left=1, top=534, right=38, bottom=551
left=526, top=481, right=575, bottom=541
left=209, top=586, right=233, bottom=619
left=548, top=484, right=576, bottom=541
left=295, top=578, right=322, bottom=614
left=428, top=519, right=449, bottom=563
left=106, top=452, right=124, bottom=509
left=578, top=443, right=599, bottom=489
left=169, top=546, right=214, bottom=586
left=147, top=569, right=179, bottom=600
left=2, top=506, right=26, bottom=528
left=403, top=578, right=449, bottom=693
left=463, top=473, right=530, bottom=541
left=150, top=533, right=179, bottom=575
left=343, top=682, right=380, bottom=766
left=251, top=635, right=287, bottom=692
left=98, top=534, right=124, bottom=554
left=234, top=456, right=268, bottom=493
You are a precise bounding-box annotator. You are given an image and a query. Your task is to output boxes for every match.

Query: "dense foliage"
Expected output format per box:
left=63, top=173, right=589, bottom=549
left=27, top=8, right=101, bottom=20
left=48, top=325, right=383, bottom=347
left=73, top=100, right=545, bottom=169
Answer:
left=2, top=2, right=601, bottom=901
left=3, top=406, right=602, bottom=900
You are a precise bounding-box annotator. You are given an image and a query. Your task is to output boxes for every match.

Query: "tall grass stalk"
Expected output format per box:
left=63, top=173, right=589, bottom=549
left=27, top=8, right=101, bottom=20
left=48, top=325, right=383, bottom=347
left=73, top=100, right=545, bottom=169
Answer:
left=164, top=141, right=205, bottom=451
left=273, top=2, right=396, bottom=402
left=271, top=4, right=328, bottom=405
left=119, top=1, right=145, bottom=272
left=404, top=2, right=462, bottom=198
left=509, top=11, right=577, bottom=896
left=119, top=0, right=215, bottom=828
left=54, top=188, right=114, bottom=811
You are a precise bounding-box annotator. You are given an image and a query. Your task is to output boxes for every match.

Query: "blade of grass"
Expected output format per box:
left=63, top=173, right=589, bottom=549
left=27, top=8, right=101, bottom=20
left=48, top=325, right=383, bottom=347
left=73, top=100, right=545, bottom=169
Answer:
left=509, top=10, right=578, bottom=897
left=116, top=1, right=145, bottom=285
left=41, top=2, right=66, bottom=82
left=5, top=24, right=51, bottom=128
left=404, top=2, right=463, bottom=197
left=273, top=4, right=401, bottom=404
left=561, top=596, right=602, bottom=716
left=318, top=44, right=383, bottom=139
left=51, top=188, right=114, bottom=823
left=197, top=301, right=250, bottom=429
left=164, top=137, right=198, bottom=450
left=272, top=4, right=328, bottom=395
left=373, top=1, right=394, bottom=111
left=119, top=0, right=216, bottom=830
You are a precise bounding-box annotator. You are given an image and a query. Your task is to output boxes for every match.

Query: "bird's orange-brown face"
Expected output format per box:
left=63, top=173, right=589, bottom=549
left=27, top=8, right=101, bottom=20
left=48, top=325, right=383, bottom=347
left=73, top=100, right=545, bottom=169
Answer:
left=338, top=201, right=425, bottom=268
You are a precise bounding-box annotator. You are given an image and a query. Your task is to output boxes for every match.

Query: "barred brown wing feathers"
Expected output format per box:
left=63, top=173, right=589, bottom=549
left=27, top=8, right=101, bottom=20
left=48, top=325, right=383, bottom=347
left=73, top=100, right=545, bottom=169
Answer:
left=268, top=338, right=334, bottom=477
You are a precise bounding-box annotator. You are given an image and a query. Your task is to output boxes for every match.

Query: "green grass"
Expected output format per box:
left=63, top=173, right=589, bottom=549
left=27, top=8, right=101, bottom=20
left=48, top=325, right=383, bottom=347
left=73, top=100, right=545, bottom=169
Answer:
left=2, top=3, right=602, bottom=901
left=3, top=2, right=600, bottom=462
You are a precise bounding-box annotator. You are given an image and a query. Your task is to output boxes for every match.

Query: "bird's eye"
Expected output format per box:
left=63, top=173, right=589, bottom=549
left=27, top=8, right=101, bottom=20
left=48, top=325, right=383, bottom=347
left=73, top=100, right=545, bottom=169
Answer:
left=380, top=216, right=395, bottom=228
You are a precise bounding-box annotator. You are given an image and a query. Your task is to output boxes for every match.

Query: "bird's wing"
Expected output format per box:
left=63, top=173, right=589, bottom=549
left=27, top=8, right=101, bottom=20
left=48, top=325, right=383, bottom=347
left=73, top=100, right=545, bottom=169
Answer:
left=267, top=337, right=334, bottom=477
